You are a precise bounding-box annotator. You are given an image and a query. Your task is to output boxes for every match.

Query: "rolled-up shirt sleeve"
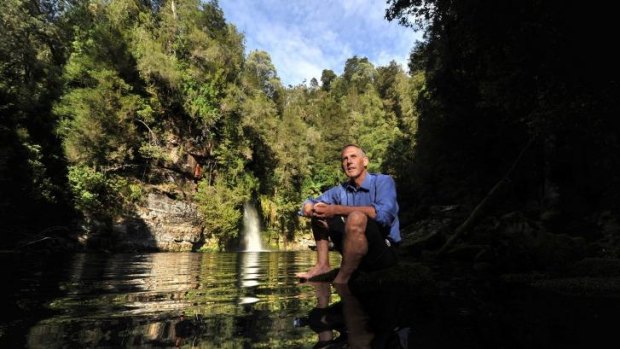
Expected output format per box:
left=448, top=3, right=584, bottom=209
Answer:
left=299, top=186, right=342, bottom=215
left=371, top=176, right=398, bottom=227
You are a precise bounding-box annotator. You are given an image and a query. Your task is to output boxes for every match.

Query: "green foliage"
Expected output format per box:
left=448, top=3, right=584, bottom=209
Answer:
left=195, top=174, right=255, bottom=248
left=1, top=0, right=425, bottom=250
left=320, top=69, right=337, bottom=91
left=23, top=140, right=56, bottom=202
left=67, top=165, right=137, bottom=218
left=2, top=0, right=618, bottom=261
left=339, top=56, right=377, bottom=95
left=382, top=70, right=424, bottom=187
left=56, top=69, right=146, bottom=167
left=181, top=74, right=220, bottom=126
left=244, top=50, right=282, bottom=100
left=0, top=0, right=75, bottom=232
left=386, top=0, right=620, bottom=231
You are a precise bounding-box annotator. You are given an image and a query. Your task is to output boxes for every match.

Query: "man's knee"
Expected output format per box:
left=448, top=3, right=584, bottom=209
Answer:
left=345, top=211, right=367, bottom=235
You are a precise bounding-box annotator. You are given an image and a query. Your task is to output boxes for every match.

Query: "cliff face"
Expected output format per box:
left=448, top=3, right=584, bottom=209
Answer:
left=107, top=192, right=207, bottom=252
left=107, top=133, right=213, bottom=251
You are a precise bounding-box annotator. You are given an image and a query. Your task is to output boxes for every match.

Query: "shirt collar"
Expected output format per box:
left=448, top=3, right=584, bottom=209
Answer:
left=344, top=173, right=372, bottom=192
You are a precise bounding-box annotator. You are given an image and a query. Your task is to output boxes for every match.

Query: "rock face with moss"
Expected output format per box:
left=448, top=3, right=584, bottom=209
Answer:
left=111, top=192, right=206, bottom=252
left=140, top=192, right=204, bottom=252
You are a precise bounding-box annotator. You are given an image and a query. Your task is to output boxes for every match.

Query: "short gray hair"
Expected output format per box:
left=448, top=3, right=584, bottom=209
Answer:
left=340, top=144, right=366, bottom=157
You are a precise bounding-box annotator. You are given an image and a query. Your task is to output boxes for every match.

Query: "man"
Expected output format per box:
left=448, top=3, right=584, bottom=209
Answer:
left=297, top=144, right=401, bottom=284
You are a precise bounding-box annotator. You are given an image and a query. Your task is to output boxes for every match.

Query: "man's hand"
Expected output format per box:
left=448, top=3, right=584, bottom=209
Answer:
left=313, top=202, right=336, bottom=218
left=302, top=202, right=315, bottom=217
left=301, top=202, right=329, bottom=229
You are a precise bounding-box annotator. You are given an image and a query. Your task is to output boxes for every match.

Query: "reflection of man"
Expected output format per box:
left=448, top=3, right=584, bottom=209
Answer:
left=312, top=282, right=335, bottom=346
left=297, top=144, right=401, bottom=284
left=303, top=283, right=411, bottom=349
left=300, top=282, right=347, bottom=348
left=174, top=312, right=192, bottom=347
left=334, top=283, right=374, bottom=348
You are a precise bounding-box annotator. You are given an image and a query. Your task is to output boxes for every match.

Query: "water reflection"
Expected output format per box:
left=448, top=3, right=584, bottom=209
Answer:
left=6, top=251, right=619, bottom=348
left=9, top=251, right=342, bottom=348
left=239, top=251, right=261, bottom=301
left=299, top=282, right=411, bottom=349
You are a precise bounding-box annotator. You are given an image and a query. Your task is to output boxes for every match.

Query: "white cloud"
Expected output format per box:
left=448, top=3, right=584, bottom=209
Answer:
left=219, top=0, right=423, bottom=86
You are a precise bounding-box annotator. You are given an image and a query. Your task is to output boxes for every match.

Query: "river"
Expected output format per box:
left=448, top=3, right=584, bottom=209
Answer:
left=1, top=251, right=619, bottom=348
left=1, top=251, right=343, bottom=348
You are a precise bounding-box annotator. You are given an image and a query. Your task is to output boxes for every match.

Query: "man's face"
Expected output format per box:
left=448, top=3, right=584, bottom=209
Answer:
left=341, top=146, right=368, bottom=179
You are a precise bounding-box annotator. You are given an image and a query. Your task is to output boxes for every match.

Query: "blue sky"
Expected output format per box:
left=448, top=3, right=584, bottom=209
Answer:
left=218, top=0, right=423, bottom=87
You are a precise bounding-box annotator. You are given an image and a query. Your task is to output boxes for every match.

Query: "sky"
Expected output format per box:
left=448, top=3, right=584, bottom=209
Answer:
left=218, top=0, right=423, bottom=87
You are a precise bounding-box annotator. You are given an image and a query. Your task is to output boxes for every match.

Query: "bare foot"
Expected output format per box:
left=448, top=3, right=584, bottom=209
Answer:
left=296, top=265, right=332, bottom=280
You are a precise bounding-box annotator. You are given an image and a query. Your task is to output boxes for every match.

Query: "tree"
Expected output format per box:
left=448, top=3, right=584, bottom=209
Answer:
left=340, top=56, right=376, bottom=94
left=320, top=69, right=337, bottom=91
left=0, top=0, right=75, bottom=236
left=244, top=50, right=282, bottom=101
left=387, top=0, right=620, bottom=236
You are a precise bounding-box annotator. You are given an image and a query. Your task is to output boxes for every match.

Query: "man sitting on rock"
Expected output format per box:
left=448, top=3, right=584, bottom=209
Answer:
left=297, top=144, right=401, bottom=284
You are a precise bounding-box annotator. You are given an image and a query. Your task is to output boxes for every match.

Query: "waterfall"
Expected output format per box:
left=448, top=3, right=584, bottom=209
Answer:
left=242, top=202, right=263, bottom=251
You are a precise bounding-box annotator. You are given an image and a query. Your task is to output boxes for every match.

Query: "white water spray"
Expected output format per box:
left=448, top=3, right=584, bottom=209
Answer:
left=242, top=202, right=263, bottom=251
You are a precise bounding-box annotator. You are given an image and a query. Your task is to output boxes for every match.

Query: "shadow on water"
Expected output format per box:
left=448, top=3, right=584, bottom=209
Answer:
left=0, top=252, right=74, bottom=348
left=296, top=272, right=620, bottom=349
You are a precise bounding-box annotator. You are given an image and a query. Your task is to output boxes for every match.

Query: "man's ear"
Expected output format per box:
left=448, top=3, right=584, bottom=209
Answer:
left=363, top=157, right=369, bottom=168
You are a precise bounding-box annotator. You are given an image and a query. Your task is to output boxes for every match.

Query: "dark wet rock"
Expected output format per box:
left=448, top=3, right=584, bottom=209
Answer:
left=399, top=205, right=463, bottom=258
left=445, top=211, right=587, bottom=273
left=568, top=257, right=620, bottom=277
left=401, top=230, right=445, bottom=258
left=530, top=276, right=620, bottom=297
left=351, top=262, right=437, bottom=296
left=442, top=244, right=488, bottom=262
left=501, top=271, right=620, bottom=298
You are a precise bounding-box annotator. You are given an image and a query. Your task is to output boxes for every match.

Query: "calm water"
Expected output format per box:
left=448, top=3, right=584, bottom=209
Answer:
left=1, top=251, right=343, bottom=348
left=2, top=251, right=620, bottom=348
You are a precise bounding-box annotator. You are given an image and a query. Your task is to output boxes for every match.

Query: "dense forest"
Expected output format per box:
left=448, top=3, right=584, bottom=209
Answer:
left=1, top=0, right=419, bottom=251
left=2, top=0, right=619, bottom=270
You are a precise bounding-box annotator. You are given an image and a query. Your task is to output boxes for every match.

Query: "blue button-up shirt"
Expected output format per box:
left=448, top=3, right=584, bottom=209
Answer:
left=302, top=173, right=401, bottom=242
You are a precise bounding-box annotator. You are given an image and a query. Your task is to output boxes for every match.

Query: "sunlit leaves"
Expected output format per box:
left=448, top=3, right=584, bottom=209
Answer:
left=67, top=164, right=138, bottom=217
left=2, top=0, right=425, bottom=249
left=56, top=69, right=145, bottom=167
left=244, top=50, right=282, bottom=100
left=182, top=76, right=220, bottom=126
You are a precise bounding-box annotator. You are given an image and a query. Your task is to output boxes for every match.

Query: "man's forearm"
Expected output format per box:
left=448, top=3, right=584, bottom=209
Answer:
left=333, top=205, right=376, bottom=219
